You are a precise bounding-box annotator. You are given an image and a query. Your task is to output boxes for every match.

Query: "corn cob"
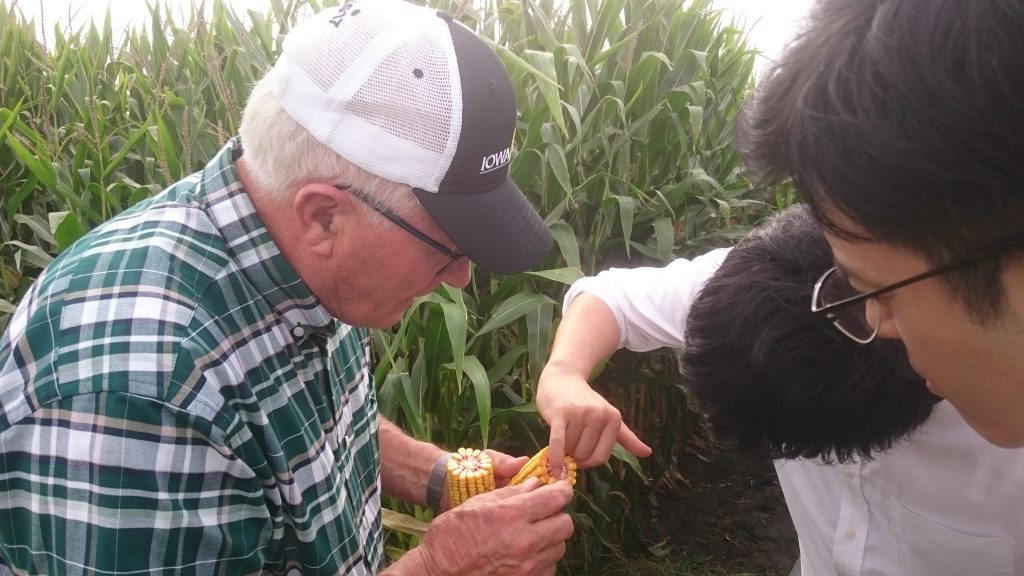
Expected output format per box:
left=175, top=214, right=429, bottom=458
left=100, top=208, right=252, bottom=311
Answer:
left=509, top=446, right=578, bottom=487
left=446, top=447, right=496, bottom=507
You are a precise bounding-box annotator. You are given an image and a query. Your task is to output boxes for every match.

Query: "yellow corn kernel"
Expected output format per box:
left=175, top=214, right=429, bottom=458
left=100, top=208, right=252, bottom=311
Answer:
left=509, top=446, right=577, bottom=487
left=446, top=447, right=496, bottom=507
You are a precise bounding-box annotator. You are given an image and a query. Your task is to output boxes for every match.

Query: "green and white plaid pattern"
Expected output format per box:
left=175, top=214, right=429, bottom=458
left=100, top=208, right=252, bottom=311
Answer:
left=0, top=139, right=383, bottom=575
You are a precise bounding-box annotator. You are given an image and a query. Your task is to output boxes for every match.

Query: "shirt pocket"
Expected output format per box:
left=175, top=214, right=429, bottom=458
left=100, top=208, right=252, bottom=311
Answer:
left=894, top=499, right=1015, bottom=576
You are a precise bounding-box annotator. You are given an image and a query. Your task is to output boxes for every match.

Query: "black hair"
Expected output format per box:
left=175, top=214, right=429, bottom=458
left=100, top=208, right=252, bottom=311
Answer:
left=680, top=205, right=937, bottom=463
left=736, top=0, right=1024, bottom=321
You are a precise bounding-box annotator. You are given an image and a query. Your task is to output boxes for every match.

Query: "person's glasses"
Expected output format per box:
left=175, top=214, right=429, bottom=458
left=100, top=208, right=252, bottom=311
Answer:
left=811, top=267, right=882, bottom=343
left=337, top=185, right=465, bottom=278
left=811, top=234, right=1024, bottom=344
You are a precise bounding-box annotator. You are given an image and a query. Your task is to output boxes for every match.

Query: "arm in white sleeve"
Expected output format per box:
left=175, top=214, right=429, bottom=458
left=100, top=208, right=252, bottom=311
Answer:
left=562, top=248, right=730, bottom=352
left=537, top=247, right=731, bottom=469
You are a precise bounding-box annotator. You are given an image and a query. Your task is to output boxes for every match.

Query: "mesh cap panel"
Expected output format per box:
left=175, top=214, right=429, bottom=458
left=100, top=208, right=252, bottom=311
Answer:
left=347, top=37, right=457, bottom=157
left=272, top=1, right=460, bottom=191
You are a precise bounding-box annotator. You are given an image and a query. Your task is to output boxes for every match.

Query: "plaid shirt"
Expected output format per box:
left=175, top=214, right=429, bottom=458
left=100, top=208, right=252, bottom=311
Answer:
left=0, top=140, right=383, bottom=575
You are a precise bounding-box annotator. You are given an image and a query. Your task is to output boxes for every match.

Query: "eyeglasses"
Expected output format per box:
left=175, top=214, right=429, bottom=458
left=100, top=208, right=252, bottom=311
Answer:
left=336, top=185, right=466, bottom=278
left=811, top=234, right=1024, bottom=344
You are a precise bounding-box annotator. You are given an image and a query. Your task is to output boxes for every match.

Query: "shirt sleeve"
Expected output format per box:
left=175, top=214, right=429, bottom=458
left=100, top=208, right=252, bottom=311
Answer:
left=563, top=248, right=730, bottom=352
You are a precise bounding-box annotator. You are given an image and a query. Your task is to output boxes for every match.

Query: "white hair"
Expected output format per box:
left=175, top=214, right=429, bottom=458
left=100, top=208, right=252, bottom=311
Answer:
left=238, top=75, right=420, bottom=218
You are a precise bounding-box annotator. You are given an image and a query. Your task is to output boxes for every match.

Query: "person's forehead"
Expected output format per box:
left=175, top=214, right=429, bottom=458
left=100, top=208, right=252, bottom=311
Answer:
left=817, top=211, right=878, bottom=273
left=822, top=231, right=872, bottom=283
left=821, top=221, right=934, bottom=293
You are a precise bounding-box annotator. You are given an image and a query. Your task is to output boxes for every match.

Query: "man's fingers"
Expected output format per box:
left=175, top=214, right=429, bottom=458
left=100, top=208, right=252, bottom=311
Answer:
left=520, top=481, right=575, bottom=522
left=531, top=566, right=557, bottom=576
left=528, top=541, right=569, bottom=576
left=505, top=475, right=542, bottom=494
left=485, top=449, right=527, bottom=482
left=532, top=505, right=575, bottom=542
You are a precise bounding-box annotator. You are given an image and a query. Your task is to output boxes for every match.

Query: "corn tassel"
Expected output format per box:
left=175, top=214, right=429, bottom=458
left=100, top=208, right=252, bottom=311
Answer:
left=446, top=447, right=496, bottom=507
left=509, top=446, right=578, bottom=487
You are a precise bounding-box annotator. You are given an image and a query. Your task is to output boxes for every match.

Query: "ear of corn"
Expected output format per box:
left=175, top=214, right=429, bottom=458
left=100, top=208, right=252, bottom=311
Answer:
left=445, top=446, right=578, bottom=508
left=509, top=446, right=578, bottom=487
left=446, top=447, right=496, bottom=508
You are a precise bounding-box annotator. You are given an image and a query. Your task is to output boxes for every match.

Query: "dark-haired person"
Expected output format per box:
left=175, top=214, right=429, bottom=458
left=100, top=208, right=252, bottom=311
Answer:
left=735, top=0, right=1024, bottom=447
left=0, top=1, right=573, bottom=574
left=538, top=206, right=1024, bottom=575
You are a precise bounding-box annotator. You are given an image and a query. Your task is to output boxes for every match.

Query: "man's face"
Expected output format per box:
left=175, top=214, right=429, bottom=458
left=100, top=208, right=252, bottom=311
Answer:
left=822, top=214, right=1024, bottom=447
left=328, top=204, right=472, bottom=329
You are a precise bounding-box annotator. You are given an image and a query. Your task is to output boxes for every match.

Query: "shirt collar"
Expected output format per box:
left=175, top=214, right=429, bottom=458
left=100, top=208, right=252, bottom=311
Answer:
left=197, top=138, right=335, bottom=334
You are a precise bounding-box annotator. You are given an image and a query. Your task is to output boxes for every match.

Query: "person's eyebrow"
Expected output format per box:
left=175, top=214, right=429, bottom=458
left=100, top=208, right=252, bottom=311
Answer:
left=833, top=260, right=877, bottom=292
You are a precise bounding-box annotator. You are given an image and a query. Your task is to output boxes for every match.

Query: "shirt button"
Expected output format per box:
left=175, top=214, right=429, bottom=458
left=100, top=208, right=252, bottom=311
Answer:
left=292, top=325, right=306, bottom=338
left=846, top=529, right=857, bottom=540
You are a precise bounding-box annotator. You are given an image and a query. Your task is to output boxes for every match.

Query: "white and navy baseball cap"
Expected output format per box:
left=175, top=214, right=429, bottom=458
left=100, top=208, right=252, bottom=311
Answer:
left=270, top=0, right=552, bottom=274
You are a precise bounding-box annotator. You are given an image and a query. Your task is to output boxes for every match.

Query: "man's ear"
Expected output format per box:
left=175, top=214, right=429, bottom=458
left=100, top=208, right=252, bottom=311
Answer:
left=293, top=184, right=357, bottom=258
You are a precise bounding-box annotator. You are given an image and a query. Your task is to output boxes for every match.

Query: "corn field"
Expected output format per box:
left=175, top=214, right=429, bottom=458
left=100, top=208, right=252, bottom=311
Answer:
left=0, top=0, right=786, bottom=572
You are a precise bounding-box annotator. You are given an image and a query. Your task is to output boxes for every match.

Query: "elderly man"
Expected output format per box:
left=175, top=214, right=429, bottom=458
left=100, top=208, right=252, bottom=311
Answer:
left=0, top=1, right=572, bottom=575
left=736, top=0, right=1024, bottom=447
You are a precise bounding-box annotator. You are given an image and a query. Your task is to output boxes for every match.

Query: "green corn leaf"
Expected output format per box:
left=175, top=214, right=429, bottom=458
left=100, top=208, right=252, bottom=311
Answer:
left=13, top=214, right=56, bottom=248
left=422, top=288, right=468, bottom=385
left=611, top=442, right=649, bottom=481
left=494, top=44, right=560, bottom=90
left=381, top=508, right=429, bottom=537
left=489, top=402, right=538, bottom=435
left=3, top=132, right=56, bottom=192
left=486, top=345, right=529, bottom=385
left=715, top=197, right=732, bottom=223
left=687, top=104, right=704, bottom=138
left=610, top=194, right=636, bottom=258
left=6, top=174, right=39, bottom=220
left=526, top=266, right=585, bottom=286
left=526, top=301, right=553, bottom=386
left=49, top=211, right=87, bottom=252
left=652, top=216, right=676, bottom=264
left=544, top=142, right=572, bottom=197
left=524, top=50, right=566, bottom=135
left=471, top=292, right=557, bottom=342
left=460, top=355, right=492, bottom=446
left=103, top=121, right=154, bottom=180
left=4, top=241, right=54, bottom=270
left=547, top=221, right=581, bottom=269
left=389, top=368, right=428, bottom=440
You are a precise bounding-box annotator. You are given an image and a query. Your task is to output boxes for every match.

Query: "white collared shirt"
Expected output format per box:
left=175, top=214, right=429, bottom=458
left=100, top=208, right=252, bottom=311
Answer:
left=777, top=401, right=1024, bottom=576
left=565, top=252, right=1024, bottom=575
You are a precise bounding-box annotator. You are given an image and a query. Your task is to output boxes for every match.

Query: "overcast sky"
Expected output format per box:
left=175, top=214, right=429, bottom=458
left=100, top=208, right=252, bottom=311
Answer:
left=713, top=0, right=812, bottom=70
left=16, top=0, right=813, bottom=70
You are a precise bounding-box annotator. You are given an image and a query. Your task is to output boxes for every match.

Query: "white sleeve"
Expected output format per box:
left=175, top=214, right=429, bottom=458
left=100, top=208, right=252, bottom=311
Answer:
left=562, top=248, right=730, bottom=352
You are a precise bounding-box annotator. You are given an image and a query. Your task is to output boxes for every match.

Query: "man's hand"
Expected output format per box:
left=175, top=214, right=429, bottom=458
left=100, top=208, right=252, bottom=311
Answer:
left=486, top=449, right=528, bottom=487
left=412, top=478, right=575, bottom=576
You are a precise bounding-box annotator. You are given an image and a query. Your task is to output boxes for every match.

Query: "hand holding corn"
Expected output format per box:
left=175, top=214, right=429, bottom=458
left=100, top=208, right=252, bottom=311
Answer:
left=409, top=477, right=575, bottom=576
left=446, top=446, right=577, bottom=508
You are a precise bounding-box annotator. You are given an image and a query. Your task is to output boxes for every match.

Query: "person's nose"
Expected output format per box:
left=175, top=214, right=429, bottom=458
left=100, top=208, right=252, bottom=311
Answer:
left=441, top=257, right=472, bottom=288
left=874, top=301, right=901, bottom=340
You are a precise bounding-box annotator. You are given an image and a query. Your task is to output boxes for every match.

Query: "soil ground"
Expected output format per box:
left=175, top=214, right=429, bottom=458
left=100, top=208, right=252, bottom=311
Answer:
left=587, top=353, right=800, bottom=575
left=635, top=439, right=799, bottom=575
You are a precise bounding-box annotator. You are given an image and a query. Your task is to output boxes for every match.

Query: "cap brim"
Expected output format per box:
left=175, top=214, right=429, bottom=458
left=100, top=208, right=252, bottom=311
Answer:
left=414, top=179, right=552, bottom=275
